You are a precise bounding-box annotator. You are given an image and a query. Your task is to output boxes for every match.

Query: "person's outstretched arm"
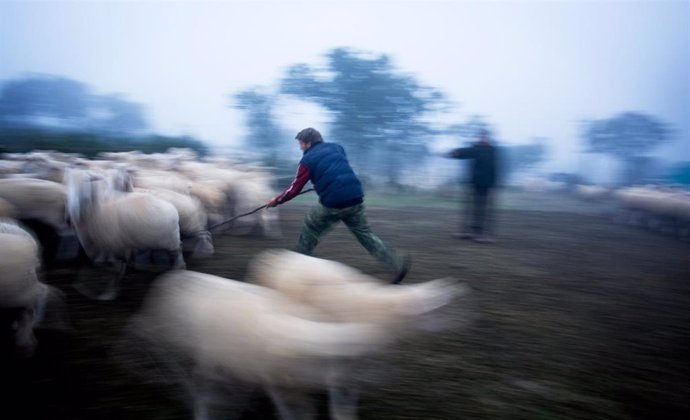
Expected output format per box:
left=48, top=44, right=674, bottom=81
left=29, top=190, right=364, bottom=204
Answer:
left=267, top=163, right=311, bottom=207
left=444, top=147, right=474, bottom=160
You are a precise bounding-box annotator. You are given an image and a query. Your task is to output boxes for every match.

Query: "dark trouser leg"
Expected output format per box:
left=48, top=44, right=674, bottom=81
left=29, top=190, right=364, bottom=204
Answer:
left=461, top=186, right=474, bottom=234
left=341, top=204, right=402, bottom=271
left=473, top=187, right=490, bottom=235
left=296, top=204, right=339, bottom=255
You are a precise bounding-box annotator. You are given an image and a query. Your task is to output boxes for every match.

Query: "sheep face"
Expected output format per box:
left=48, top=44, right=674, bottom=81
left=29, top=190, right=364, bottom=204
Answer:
left=65, top=169, right=101, bottom=224
left=105, top=167, right=134, bottom=193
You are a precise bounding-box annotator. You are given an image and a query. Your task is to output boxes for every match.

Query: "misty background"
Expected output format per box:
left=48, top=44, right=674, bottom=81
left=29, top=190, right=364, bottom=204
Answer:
left=1, top=0, right=688, bottom=188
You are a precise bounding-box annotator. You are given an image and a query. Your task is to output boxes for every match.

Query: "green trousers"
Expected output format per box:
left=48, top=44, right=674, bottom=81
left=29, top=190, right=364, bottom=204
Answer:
left=296, top=203, right=403, bottom=272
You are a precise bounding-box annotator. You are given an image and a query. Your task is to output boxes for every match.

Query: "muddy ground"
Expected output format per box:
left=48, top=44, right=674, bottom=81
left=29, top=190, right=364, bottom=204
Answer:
left=2, top=190, right=689, bottom=420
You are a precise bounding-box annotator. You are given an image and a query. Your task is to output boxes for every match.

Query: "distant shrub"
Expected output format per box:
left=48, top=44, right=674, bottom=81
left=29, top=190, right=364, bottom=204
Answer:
left=0, top=126, right=210, bottom=158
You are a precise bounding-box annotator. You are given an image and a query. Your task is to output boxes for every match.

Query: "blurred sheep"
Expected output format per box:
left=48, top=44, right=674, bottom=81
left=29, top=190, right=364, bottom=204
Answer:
left=128, top=270, right=387, bottom=420
left=574, top=184, right=611, bottom=201
left=0, top=197, right=17, bottom=218
left=227, top=172, right=281, bottom=238
left=105, top=166, right=214, bottom=259
left=177, top=162, right=280, bottom=237
left=519, top=177, right=567, bottom=193
left=247, top=249, right=461, bottom=332
left=0, top=159, right=25, bottom=176
left=0, top=220, right=64, bottom=358
left=613, top=185, right=690, bottom=238
left=0, top=178, right=68, bottom=267
left=130, top=168, right=193, bottom=195
left=0, top=178, right=67, bottom=230
left=65, top=169, right=185, bottom=300
left=133, top=187, right=214, bottom=258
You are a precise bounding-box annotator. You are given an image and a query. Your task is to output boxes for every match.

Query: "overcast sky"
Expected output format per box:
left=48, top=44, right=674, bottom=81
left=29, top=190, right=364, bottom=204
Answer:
left=1, top=0, right=688, bottom=170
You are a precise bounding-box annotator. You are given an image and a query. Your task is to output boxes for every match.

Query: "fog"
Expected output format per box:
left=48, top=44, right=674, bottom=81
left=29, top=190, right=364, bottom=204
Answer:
left=1, top=0, right=688, bottom=183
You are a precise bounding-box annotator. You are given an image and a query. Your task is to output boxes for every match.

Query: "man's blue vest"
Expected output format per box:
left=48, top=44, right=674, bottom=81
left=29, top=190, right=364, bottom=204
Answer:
left=300, top=142, right=364, bottom=208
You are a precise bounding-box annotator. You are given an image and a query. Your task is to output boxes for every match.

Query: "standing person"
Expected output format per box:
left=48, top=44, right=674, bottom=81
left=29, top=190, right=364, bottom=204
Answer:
left=444, top=128, right=500, bottom=243
left=267, top=127, right=410, bottom=284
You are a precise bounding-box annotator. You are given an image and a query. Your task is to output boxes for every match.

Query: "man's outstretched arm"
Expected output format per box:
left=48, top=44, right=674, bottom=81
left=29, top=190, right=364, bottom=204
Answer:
left=267, top=163, right=310, bottom=207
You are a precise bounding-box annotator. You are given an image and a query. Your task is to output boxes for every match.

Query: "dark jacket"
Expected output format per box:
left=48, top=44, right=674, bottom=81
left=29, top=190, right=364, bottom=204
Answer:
left=447, top=142, right=499, bottom=189
left=300, top=142, right=364, bottom=208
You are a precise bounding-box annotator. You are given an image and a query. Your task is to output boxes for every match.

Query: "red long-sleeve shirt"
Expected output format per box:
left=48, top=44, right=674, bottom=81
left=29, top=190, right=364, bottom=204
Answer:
left=274, top=163, right=311, bottom=204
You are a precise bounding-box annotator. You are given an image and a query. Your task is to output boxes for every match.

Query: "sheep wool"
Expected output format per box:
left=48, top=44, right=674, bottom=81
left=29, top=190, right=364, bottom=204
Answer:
left=66, top=169, right=184, bottom=267
left=247, top=249, right=461, bottom=328
left=0, top=178, right=67, bottom=229
left=132, top=270, right=388, bottom=387
left=0, top=222, right=42, bottom=307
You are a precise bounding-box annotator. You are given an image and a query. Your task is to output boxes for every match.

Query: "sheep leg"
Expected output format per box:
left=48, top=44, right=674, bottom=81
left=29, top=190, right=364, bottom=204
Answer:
left=170, top=247, right=186, bottom=270
left=72, top=264, right=110, bottom=300
left=328, top=386, right=359, bottom=420
left=96, top=260, right=127, bottom=301
left=32, top=282, right=49, bottom=325
left=193, top=396, right=212, bottom=420
left=13, top=308, right=37, bottom=358
left=190, top=385, right=250, bottom=420
left=266, top=385, right=316, bottom=420
left=187, top=369, right=252, bottom=420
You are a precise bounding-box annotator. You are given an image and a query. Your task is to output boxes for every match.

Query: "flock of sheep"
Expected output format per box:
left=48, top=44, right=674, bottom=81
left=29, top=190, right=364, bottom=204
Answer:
left=0, top=148, right=463, bottom=420
left=572, top=183, right=690, bottom=239
left=0, top=148, right=284, bottom=293
left=520, top=177, right=690, bottom=240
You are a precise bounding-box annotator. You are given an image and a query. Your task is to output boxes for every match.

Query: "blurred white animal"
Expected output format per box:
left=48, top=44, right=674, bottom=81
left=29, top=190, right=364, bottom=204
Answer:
left=247, top=249, right=460, bottom=333
left=613, top=185, right=690, bottom=237
left=133, top=187, right=214, bottom=258
left=0, top=197, right=17, bottom=218
left=0, top=178, right=68, bottom=230
left=128, top=253, right=463, bottom=420
left=0, top=220, right=63, bottom=357
left=130, top=270, right=388, bottom=420
left=574, top=184, right=610, bottom=201
left=228, top=173, right=282, bottom=238
left=65, top=169, right=184, bottom=300
left=105, top=166, right=213, bottom=258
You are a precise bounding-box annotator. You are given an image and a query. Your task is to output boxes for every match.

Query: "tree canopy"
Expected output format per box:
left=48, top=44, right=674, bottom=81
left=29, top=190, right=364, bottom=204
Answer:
left=280, top=47, right=446, bottom=185
left=581, top=111, right=673, bottom=185
left=0, top=75, right=207, bottom=157
left=0, top=75, right=149, bottom=135
left=231, top=88, right=288, bottom=168
left=581, top=112, right=671, bottom=158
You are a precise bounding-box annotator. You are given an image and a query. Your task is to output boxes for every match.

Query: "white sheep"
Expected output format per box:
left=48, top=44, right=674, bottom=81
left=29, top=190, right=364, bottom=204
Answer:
left=0, top=159, right=25, bottom=176
left=0, top=219, right=61, bottom=357
left=165, top=147, right=199, bottom=161
left=574, top=184, right=611, bottom=201
left=613, top=186, right=689, bottom=235
left=0, top=178, right=68, bottom=230
left=243, top=250, right=462, bottom=418
left=174, top=160, right=281, bottom=237
left=102, top=166, right=213, bottom=258
left=129, top=269, right=391, bottom=420
left=65, top=169, right=185, bottom=300
left=187, top=178, right=230, bottom=226
left=227, top=172, right=282, bottom=238
left=133, top=187, right=214, bottom=258
left=0, top=178, right=68, bottom=267
left=247, top=249, right=460, bottom=330
left=0, top=197, right=17, bottom=218
left=130, top=168, right=194, bottom=195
